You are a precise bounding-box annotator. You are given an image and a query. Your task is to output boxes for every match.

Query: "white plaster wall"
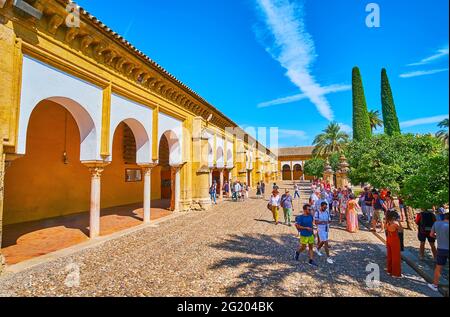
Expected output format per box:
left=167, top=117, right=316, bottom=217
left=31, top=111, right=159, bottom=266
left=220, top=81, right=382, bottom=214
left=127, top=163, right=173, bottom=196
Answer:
left=158, top=112, right=183, bottom=166
left=206, top=130, right=214, bottom=168
left=18, top=55, right=102, bottom=161
left=292, top=160, right=303, bottom=167
left=216, top=137, right=224, bottom=168
left=108, top=94, right=153, bottom=164
left=226, top=140, right=234, bottom=167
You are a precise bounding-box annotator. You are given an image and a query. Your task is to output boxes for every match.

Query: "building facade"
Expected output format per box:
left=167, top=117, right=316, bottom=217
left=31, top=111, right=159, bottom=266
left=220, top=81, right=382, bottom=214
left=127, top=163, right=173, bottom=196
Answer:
left=277, top=146, right=315, bottom=181
left=0, top=0, right=279, bottom=266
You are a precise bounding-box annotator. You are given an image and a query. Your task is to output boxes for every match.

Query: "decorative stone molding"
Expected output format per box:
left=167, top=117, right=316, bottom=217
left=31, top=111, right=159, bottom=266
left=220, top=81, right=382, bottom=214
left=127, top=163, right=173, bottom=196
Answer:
left=47, top=14, right=63, bottom=34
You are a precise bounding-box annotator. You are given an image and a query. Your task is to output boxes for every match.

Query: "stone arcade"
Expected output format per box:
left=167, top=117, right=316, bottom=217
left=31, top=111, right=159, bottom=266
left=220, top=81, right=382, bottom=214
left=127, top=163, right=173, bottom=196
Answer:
left=0, top=0, right=280, bottom=268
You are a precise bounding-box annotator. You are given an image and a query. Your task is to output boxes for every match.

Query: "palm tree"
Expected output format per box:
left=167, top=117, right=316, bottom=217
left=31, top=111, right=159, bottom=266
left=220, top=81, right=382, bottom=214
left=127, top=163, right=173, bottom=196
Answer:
left=368, top=109, right=383, bottom=133
left=312, top=122, right=350, bottom=157
left=436, top=118, right=449, bottom=147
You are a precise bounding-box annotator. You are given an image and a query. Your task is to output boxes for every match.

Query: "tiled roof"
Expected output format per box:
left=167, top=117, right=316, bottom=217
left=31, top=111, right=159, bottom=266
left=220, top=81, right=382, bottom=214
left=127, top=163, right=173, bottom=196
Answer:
left=278, top=146, right=315, bottom=157
left=53, top=0, right=272, bottom=155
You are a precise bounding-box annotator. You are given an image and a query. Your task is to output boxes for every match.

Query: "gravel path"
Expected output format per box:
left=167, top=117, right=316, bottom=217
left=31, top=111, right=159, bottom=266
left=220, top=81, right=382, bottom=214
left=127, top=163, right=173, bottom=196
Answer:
left=0, top=183, right=440, bottom=297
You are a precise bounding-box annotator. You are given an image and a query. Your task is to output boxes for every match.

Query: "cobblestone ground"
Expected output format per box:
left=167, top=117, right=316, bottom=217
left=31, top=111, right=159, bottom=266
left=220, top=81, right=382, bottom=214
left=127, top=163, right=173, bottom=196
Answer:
left=0, top=182, right=440, bottom=297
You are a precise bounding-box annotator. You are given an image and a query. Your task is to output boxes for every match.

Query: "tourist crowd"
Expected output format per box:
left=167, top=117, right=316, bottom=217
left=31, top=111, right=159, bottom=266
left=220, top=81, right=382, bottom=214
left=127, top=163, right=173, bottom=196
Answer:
left=266, top=178, right=448, bottom=292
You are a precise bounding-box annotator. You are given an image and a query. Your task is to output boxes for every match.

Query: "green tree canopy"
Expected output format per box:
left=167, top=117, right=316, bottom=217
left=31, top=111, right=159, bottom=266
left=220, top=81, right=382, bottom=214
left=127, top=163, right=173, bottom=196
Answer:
left=312, top=122, right=349, bottom=157
left=401, top=151, right=449, bottom=210
left=381, top=68, right=401, bottom=136
left=352, top=67, right=372, bottom=141
left=304, top=153, right=340, bottom=178
left=345, top=134, right=443, bottom=192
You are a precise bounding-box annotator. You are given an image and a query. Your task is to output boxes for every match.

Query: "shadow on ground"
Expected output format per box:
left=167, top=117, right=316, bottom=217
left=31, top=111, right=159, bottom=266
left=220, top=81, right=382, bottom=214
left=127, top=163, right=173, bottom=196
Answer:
left=208, top=232, right=437, bottom=297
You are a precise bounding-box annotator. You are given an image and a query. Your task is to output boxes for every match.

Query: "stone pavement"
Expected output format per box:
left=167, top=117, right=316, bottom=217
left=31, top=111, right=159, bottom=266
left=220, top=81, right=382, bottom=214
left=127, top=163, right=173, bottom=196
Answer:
left=0, top=183, right=441, bottom=297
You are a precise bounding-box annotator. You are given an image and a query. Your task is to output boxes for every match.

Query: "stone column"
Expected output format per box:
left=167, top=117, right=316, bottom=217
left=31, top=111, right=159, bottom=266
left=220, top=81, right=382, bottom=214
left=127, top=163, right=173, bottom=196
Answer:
left=171, top=164, right=184, bottom=212
left=0, top=142, right=5, bottom=272
left=84, top=162, right=109, bottom=238
left=301, top=161, right=305, bottom=181
left=219, top=169, right=224, bottom=200
left=208, top=169, right=213, bottom=187
left=140, top=164, right=157, bottom=223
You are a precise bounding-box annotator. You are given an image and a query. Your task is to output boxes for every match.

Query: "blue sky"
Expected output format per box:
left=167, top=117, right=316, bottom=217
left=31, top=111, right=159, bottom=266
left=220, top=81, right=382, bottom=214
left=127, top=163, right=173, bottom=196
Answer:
left=76, top=0, right=449, bottom=147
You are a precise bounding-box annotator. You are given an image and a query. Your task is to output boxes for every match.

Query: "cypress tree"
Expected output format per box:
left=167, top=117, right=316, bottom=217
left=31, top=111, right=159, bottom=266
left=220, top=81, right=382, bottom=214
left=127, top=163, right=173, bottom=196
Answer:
left=381, top=68, right=401, bottom=136
left=352, top=67, right=372, bottom=141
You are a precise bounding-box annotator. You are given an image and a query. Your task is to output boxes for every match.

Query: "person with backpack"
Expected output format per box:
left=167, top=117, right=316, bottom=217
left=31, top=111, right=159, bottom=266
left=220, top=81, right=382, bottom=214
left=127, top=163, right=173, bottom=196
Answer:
left=281, top=189, right=294, bottom=226
left=295, top=204, right=318, bottom=267
left=256, top=182, right=262, bottom=199
left=415, top=209, right=437, bottom=260
left=371, top=191, right=387, bottom=233
left=261, top=182, right=266, bottom=198
left=428, top=213, right=449, bottom=292
left=209, top=181, right=217, bottom=205
left=223, top=180, right=230, bottom=198
left=314, top=201, right=334, bottom=264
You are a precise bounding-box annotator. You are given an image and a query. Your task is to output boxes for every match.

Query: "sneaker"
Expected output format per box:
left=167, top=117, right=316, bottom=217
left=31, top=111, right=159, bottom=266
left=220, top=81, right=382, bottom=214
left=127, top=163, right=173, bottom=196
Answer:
left=427, top=283, right=439, bottom=292
left=314, top=248, right=323, bottom=257
left=308, top=259, right=318, bottom=267
left=295, top=251, right=300, bottom=261
left=326, top=258, right=334, bottom=264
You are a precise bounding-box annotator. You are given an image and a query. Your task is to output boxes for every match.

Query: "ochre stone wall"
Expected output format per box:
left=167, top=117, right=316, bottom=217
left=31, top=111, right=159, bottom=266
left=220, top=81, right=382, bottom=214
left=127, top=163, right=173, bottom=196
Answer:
left=3, top=102, right=164, bottom=225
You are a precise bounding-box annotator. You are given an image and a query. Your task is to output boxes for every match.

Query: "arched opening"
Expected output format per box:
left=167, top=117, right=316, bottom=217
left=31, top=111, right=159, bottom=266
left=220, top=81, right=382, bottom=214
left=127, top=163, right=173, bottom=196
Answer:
left=2, top=99, right=94, bottom=264
left=293, top=164, right=303, bottom=180
left=158, top=130, right=180, bottom=211
left=282, top=164, right=291, bottom=181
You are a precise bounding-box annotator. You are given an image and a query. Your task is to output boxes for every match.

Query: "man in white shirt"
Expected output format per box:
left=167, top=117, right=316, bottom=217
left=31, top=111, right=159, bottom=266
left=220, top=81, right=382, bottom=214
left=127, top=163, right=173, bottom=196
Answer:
left=309, top=190, right=320, bottom=207
left=314, top=201, right=334, bottom=264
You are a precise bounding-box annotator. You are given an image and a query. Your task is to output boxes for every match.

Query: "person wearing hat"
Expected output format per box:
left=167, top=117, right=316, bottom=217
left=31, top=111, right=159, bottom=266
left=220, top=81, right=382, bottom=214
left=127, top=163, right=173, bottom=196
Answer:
left=268, top=189, right=281, bottom=225
left=281, top=189, right=294, bottom=226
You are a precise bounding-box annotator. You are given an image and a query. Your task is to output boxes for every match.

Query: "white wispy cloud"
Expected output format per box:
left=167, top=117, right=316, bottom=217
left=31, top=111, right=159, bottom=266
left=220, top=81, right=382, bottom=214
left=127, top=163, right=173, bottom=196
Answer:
left=255, top=0, right=335, bottom=121
left=338, top=123, right=353, bottom=135
left=400, top=114, right=449, bottom=128
left=399, top=68, right=449, bottom=78
left=258, top=84, right=351, bottom=108
left=408, top=45, right=449, bottom=66
left=278, top=129, right=309, bottom=139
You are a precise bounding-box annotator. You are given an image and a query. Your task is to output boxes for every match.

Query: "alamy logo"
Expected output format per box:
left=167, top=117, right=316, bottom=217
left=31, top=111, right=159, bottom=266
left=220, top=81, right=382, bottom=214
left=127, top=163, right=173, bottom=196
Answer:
left=64, top=263, right=81, bottom=288
left=65, top=3, right=80, bottom=28
left=366, top=3, right=381, bottom=28
left=365, top=263, right=381, bottom=288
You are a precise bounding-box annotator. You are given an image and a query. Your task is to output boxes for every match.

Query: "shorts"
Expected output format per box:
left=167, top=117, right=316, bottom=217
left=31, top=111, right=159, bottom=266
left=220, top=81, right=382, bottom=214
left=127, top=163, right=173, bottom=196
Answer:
left=436, top=249, right=449, bottom=266
left=300, top=235, right=315, bottom=245
left=373, top=209, right=384, bottom=222
left=332, top=200, right=339, bottom=208
left=418, top=231, right=436, bottom=243
left=318, top=228, right=329, bottom=242
left=365, top=206, right=374, bottom=217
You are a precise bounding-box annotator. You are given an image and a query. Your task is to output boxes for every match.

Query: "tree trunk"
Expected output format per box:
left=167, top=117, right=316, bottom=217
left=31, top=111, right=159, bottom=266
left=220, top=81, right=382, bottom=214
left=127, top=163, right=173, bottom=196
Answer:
left=405, top=206, right=417, bottom=231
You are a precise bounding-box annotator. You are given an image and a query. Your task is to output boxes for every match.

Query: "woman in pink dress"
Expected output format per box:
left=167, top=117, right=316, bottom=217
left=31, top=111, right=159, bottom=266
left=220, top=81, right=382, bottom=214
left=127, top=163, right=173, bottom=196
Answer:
left=346, top=194, right=360, bottom=233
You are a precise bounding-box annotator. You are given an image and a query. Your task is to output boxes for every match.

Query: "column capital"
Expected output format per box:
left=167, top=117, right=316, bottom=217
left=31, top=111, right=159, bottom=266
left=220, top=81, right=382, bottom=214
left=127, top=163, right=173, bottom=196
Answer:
left=170, top=162, right=186, bottom=170
left=139, top=162, right=158, bottom=171
left=82, top=161, right=110, bottom=177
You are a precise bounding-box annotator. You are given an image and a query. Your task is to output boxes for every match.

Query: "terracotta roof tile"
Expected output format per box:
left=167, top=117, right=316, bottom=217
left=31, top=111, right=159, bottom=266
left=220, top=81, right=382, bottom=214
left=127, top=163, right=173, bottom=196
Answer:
left=278, top=146, right=315, bottom=157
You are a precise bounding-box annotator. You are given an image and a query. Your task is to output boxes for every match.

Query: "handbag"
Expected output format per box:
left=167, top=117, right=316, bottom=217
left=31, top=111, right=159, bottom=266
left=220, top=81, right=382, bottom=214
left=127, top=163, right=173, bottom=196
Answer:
left=267, top=203, right=272, bottom=211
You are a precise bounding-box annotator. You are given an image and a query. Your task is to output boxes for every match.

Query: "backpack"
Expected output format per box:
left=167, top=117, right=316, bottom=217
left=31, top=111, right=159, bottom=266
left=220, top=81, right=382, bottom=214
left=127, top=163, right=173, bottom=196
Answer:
left=419, top=211, right=436, bottom=233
